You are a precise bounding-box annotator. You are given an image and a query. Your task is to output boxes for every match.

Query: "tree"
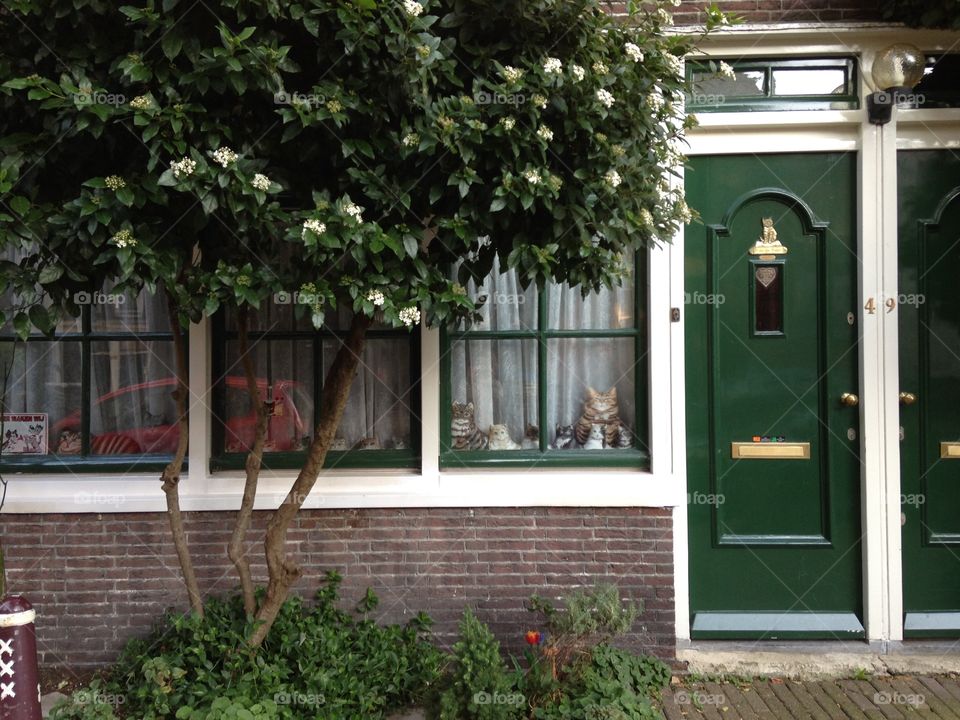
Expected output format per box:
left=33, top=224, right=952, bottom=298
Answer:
left=0, top=0, right=729, bottom=645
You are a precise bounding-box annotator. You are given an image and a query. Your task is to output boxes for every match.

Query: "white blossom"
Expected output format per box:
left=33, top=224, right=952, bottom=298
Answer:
left=647, top=91, right=664, bottom=112
left=302, top=218, right=326, bottom=238
left=402, top=132, right=420, bottom=147
left=543, top=57, right=563, bottom=75
left=657, top=8, right=672, bottom=24
left=398, top=306, right=421, bottom=326
left=624, top=43, right=644, bottom=63
left=523, top=169, right=542, bottom=185
left=663, top=53, right=682, bottom=77
left=604, top=169, right=622, bottom=188
left=251, top=173, right=271, bottom=191
left=402, top=0, right=424, bottom=16
left=212, top=146, right=238, bottom=168
left=592, top=61, right=608, bottom=74
left=367, top=289, right=385, bottom=306
left=571, top=64, right=585, bottom=82
left=129, top=95, right=152, bottom=110
left=596, top=89, right=615, bottom=108
left=105, top=175, right=125, bottom=190
left=500, top=66, right=525, bottom=84
left=677, top=199, right=693, bottom=224
left=531, top=94, right=548, bottom=109
left=718, top=61, right=736, bottom=81
left=110, top=229, right=136, bottom=248
left=536, top=125, right=554, bottom=141
left=343, top=201, right=364, bottom=222
left=170, top=157, right=196, bottom=178
left=499, top=116, right=516, bottom=130
left=640, top=208, right=654, bottom=228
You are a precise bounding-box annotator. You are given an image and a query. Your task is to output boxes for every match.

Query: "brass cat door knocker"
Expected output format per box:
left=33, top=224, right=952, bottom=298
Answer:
left=748, top=217, right=788, bottom=259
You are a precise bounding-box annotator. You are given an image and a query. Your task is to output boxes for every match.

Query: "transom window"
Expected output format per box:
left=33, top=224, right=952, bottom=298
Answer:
left=0, top=288, right=176, bottom=471
left=211, top=304, right=419, bottom=471
left=687, top=57, right=859, bottom=112
left=441, top=255, right=649, bottom=468
left=917, top=54, right=960, bottom=108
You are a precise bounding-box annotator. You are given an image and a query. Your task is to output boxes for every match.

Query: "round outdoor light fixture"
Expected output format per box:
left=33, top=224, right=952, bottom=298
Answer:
left=868, top=43, right=926, bottom=125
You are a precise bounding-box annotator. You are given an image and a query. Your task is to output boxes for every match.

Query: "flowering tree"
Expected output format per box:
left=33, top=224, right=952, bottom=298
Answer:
left=0, top=0, right=729, bottom=645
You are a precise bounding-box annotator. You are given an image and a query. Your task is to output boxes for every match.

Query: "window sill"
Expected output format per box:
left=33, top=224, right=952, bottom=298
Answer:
left=0, top=466, right=684, bottom=512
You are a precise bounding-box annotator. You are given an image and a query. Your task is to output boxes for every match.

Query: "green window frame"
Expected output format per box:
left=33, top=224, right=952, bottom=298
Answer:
left=210, top=313, right=420, bottom=471
left=440, top=254, right=649, bottom=469
left=686, top=57, right=859, bottom=113
left=0, top=305, right=177, bottom=473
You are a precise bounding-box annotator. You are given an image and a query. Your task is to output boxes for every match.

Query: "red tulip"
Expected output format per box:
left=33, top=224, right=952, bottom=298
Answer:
left=525, top=630, right=541, bottom=645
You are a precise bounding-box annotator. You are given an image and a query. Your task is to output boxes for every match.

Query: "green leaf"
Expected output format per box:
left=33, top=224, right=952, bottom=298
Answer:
left=9, top=196, right=29, bottom=215
left=403, top=234, right=418, bottom=257
left=162, top=33, right=183, bottom=60
left=489, top=197, right=506, bottom=212
left=12, top=312, right=30, bottom=340
left=38, top=265, right=63, bottom=284
left=28, top=305, right=51, bottom=333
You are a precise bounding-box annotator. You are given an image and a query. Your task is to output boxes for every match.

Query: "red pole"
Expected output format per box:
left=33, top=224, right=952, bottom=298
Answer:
left=0, top=596, right=41, bottom=720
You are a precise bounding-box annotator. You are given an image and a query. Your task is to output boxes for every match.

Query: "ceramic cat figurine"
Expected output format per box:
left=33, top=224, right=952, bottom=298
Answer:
left=488, top=424, right=521, bottom=450
left=613, top=423, right=633, bottom=449
left=354, top=436, right=381, bottom=450
left=521, top=424, right=539, bottom=449
left=330, top=437, right=349, bottom=451
left=391, top=437, right=408, bottom=450
left=550, top=424, right=577, bottom=449
left=575, top=387, right=621, bottom=447
left=451, top=401, right=488, bottom=450
left=581, top=423, right=606, bottom=449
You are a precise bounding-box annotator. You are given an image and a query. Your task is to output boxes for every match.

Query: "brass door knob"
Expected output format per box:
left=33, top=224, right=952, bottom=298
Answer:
left=840, top=392, right=860, bottom=407
left=899, top=392, right=917, bottom=405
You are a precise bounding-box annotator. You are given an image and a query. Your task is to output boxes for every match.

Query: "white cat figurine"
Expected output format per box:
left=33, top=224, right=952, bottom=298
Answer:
left=488, top=424, right=521, bottom=450
left=581, top=423, right=605, bottom=449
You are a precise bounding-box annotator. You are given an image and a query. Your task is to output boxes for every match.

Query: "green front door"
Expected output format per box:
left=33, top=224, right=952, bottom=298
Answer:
left=685, top=153, right=864, bottom=639
left=899, top=150, right=960, bottom=637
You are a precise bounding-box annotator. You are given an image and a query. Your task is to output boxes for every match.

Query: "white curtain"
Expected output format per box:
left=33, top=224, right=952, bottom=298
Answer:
left=451, top=257, right=638, bottom=449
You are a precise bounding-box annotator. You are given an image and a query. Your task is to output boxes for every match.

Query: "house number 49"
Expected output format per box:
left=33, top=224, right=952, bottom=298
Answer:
left=864, top=297, right=897, bottom=314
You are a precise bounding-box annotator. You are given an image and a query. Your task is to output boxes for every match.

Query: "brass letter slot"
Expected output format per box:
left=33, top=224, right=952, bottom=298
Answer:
left=731, top=442, right=811, bottom=460
left=940, top=442, right=960, bottom=459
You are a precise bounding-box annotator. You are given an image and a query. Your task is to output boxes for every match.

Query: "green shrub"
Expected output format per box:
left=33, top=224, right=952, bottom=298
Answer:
left=52, top=572, right=442, bottom=720
left=49, top=683, right=120, bottom=720
left=427, top=609, right=524, bottom=720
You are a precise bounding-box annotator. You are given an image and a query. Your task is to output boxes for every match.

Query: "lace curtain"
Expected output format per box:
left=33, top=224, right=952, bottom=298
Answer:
left=450, top=257, right=639, bottom=449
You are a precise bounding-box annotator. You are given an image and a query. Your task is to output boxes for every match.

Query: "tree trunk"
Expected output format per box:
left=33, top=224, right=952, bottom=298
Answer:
left=160, top=288, right=204, bottom=617
left=248, top=312, right=371, bottom=647
left=228, top=306, right=269, bottom=616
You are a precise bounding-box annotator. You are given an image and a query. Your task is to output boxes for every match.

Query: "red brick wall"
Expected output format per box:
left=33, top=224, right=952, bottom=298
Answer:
left=606, top=0, right=883, bottom=23
left=0, top=507, right=674, bottom=671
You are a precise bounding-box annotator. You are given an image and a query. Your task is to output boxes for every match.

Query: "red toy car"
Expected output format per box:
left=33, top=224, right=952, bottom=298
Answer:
left=51, top=377, right=310, bottom=455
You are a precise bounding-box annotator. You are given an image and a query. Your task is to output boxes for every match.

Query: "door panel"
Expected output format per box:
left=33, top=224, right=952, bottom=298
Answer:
left=899, top=150, right=960, bottom=637
left=686, top=153, right=863, bottom=639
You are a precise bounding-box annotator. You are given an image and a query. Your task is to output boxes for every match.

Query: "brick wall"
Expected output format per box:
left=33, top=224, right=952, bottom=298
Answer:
left=606, top=0, right=884, bottom=23
left=0, top=507, right=674, bottom=671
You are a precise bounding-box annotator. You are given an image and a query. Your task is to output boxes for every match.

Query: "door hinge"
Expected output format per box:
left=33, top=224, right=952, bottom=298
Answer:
left=671, top=307, right=681, bottom=322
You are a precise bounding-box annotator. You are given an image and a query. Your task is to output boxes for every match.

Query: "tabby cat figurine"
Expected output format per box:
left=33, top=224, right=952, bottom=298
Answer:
left=451, top=401, right=488, bottom=450
left=550, top=424, right=577, bottom=449
left=354, top=436, right=381, bottom=450
left=575, top=387, right=620, bottom=447
left=521, top=424, right=539, bottom=449
left=581, top=423, right=606, bottom=449
left=614, top=423, right=633, bottom=449
left=330, top=437, right=349, bottom=451
left=488, top=424, right=521, bottom=450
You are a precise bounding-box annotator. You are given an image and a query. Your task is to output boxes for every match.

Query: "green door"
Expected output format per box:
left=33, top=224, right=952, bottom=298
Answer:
left=685, top=153, right=863, bottom=639
left=899, top=150, right=960, bottom=637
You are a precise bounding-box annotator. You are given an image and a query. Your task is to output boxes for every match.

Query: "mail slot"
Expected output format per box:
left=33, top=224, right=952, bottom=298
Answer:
left=731, top=442, right=811, bottom=459
left=940, top=442, right=960, bottom=459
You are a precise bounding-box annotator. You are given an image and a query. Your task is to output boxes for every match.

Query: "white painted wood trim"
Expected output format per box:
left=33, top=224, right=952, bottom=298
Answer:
left=858, top=121, right=887, bottom=641
left=880, top=115, right=904, bottom=642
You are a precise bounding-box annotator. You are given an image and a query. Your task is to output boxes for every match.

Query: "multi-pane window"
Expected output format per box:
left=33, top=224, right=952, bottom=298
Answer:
left=687, top=57, right=859, bottom=112
left=211, top=304, right=419, bottom=470
left=442, top=255, right=648, bottom=468
left=0, top=288, right=176, bottom=469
